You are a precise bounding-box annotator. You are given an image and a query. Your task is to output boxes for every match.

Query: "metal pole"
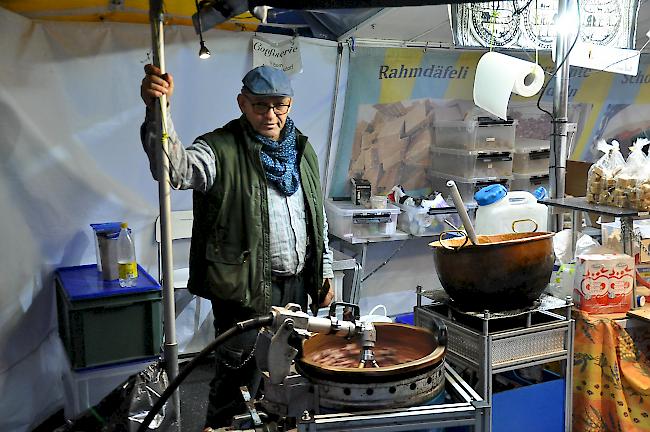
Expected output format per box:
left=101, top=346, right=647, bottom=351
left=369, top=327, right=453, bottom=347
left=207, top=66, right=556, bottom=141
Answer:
left=550, top=0, right=571, bottom=232
left=323, top=42, right=344, bottom=197
left=149, top=0, right=180, bottom=422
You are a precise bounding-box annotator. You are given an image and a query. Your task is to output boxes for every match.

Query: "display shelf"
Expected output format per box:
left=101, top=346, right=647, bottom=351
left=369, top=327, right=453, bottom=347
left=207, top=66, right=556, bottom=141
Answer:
left=540, top=196, right=648, bottom=217
left=541, top=196, right=650, bottom=309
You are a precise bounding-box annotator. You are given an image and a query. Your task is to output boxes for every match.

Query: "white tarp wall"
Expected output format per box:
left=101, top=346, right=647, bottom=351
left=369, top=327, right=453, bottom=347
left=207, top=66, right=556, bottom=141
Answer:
left=0, top=7, right=338, bottom=430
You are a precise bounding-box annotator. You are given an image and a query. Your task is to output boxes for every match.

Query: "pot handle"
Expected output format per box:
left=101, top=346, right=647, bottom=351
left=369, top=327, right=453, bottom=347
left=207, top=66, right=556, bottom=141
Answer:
left=427, top=316, right=448, bottom=348
left=439, top=230, right=469, bottom=250
left=511, top=218, right=538, bottom=233
left=368, top=304, right=388, bottom=317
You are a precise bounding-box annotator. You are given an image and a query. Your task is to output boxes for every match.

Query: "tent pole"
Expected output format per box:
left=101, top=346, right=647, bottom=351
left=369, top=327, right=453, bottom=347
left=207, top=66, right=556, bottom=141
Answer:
left=323, top=41, right=344, bottom=197
left=550, top=0, right=571, bottom=232
left=149, top=0, right=180, bottom=422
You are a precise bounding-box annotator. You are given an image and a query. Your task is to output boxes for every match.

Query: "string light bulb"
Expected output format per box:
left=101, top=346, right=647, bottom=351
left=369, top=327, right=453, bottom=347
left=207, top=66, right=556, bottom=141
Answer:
left=199, top=40, right=211, bottom=59
left=195, top=0, right=211, bottom=60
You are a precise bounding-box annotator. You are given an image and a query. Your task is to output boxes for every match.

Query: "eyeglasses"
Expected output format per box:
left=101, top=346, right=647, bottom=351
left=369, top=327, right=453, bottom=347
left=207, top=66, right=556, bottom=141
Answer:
left=244, top=94, right=291, bottom=115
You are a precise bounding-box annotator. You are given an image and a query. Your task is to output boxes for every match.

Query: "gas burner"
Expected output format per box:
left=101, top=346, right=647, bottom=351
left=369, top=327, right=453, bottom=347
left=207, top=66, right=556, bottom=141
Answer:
left=447, top=297, right=542, bottom=319
left=420, top=289, right=571, bottom=322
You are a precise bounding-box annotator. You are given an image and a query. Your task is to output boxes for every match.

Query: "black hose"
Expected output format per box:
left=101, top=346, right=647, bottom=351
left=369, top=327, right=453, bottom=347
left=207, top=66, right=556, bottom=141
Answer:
left=137, top=314, right=275, bottom=432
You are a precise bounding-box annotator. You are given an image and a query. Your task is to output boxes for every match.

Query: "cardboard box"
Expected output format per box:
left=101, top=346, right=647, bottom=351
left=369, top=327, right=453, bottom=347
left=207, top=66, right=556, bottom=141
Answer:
left=574, top=253, right=634, bottom=314
left=565, top=159, right=591, bottom=197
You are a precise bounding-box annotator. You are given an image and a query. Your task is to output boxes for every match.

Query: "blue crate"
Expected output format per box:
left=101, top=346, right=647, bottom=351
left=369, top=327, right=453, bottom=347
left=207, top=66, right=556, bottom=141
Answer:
left=394, top=312, right=414, bottom=325
left=493, top=377, right=565, bottom=432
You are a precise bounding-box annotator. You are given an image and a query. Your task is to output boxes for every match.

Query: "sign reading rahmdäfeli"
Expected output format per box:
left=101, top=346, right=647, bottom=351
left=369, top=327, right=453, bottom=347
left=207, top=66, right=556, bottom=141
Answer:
left=252, top=36, right=302, bottom=75
left=329, top=46, right=650, bottom=200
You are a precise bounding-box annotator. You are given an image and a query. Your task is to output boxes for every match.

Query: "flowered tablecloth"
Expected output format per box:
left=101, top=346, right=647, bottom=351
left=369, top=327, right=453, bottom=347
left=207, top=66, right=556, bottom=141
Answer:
left=573, top=310, right=650, bottom=431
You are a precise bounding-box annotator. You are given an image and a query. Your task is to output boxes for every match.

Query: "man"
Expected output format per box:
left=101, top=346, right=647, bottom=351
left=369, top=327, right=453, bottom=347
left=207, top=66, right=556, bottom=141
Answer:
left=140, top=64, right=334, bottom=429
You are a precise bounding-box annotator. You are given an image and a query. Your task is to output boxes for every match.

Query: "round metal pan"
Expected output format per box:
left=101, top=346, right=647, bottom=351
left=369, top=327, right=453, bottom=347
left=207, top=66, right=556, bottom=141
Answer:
left=297, top=323, right=446, bottom=384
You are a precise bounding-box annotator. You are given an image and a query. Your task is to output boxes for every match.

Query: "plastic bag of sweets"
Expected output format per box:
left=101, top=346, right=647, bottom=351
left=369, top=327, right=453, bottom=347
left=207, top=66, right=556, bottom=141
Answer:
left=617, top=138, right=650, bottom=209
left=586, top=140, right=626, bottom=205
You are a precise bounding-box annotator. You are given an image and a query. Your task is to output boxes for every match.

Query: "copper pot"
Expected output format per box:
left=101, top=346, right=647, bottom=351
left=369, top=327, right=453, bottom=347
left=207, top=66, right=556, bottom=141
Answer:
left=297, top=323, right=445, bottom=384
left=430, top=231, right=555, bottom=311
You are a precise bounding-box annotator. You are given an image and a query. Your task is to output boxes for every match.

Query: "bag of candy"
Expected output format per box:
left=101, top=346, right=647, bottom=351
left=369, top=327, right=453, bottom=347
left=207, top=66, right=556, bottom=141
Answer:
left=586, top=140, right=626, bottom=205
left=624, top=138, right=650, bottom=210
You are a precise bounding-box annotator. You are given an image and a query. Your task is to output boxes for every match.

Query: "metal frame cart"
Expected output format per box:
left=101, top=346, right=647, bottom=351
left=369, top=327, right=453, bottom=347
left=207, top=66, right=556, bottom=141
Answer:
left=415, top=290, right=574, bottom=432
left=295, top=362, right=487, bottom=431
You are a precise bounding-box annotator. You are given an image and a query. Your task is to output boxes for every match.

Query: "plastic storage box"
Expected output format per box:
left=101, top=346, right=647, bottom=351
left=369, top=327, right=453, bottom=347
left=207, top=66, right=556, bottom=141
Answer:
left=430, top=148, right=513, bottom=179
left=511, top=172, right=549, bottom=194
left=56, top=264, right=162, bottom=369
left=430, top=174, right=512, bottom=205
left=513, top=142, right=550, bottom=174
left=325, top=199, right=400, bottom=242
left=433, top=119, right=516, bottom=152
left=62, top=357, right=157, bottom=420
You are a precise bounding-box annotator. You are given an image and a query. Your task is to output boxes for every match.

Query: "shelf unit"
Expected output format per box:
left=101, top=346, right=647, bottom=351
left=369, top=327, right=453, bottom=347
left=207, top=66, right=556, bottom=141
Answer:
left=414, top=290, right=574, bottom=432
left=540, top=196, right=650, bottom=308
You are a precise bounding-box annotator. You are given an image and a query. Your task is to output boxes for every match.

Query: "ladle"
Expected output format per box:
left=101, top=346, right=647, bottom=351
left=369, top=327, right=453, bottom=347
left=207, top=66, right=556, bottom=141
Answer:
left=446, top=180, right=479, bottom=245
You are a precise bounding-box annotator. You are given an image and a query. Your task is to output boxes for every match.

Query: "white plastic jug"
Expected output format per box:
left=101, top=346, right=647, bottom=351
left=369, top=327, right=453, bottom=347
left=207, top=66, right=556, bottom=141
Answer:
left=359, top=305, right=393, bottom=323
left=474, top=185, right=548, bottom=235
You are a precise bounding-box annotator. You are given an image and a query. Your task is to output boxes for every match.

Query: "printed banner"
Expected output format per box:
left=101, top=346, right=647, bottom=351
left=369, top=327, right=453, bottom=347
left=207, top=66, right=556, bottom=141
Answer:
left=451, top=0, right=639, bottom=50
left=329, top=46, right=650, bottom=199
left=252, top=36, right=302, bottom=74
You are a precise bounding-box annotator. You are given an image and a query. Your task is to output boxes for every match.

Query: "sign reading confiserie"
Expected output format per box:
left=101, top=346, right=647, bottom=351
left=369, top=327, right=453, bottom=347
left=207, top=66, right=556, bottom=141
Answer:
left=252, top=36, right=302, bottom=75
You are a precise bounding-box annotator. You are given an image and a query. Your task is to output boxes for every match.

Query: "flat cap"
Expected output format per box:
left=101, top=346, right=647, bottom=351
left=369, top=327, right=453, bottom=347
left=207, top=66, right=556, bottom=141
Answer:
left=242, top=65, right=294, bottom=97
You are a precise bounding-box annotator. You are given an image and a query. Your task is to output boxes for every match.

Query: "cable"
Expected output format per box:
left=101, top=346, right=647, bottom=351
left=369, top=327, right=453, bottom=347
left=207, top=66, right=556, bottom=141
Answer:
left=536, top=0, right=582, bottom=119
left=136, top=314, right=274, bottom=432
left=361, top=239, right=408, bottom=283
left=595, top=38, right=650, bottom=75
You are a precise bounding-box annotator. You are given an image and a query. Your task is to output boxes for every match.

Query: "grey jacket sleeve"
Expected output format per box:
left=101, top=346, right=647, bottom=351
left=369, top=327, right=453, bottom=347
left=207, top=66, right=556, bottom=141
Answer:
left=140, top=106, right=216, bottom=192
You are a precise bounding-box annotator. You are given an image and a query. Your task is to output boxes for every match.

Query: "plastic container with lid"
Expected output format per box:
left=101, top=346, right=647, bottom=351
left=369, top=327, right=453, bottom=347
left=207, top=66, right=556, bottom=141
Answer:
left=325, top=199, right=400, bottom=242
left=433, top=118, right=516, bottom=152
left=430, top=173, right=511, bottom=206
left=474, top=184, right=548, bottom=235
left=513, top=148, right=550, bottom=174
left=430, top=148, right=513, bottom=179
left=511, top=172, right=549, bottom=195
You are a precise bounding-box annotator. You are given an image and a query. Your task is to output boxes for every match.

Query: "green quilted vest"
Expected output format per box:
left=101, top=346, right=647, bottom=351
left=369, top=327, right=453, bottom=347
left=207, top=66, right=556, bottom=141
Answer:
left=187, top=116, right=325, bottom=315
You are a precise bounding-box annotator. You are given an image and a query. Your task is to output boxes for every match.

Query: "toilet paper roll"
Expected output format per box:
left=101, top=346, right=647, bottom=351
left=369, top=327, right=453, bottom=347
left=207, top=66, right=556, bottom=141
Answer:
left=473, top=52, right=545, bottom=120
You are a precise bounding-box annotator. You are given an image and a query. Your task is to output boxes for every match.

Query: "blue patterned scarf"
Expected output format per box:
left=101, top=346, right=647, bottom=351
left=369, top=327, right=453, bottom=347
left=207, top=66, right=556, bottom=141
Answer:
left=249, top=117, right=300, bottom=196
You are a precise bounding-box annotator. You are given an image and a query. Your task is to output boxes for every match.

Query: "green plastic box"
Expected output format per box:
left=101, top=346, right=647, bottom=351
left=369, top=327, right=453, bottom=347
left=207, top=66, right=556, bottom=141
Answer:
left=56, top=264, right=162, bottom=370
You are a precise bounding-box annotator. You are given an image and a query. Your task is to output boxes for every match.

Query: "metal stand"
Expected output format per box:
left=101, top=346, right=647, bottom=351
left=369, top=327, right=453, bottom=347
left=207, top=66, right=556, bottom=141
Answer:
left=549, top=0, right=571, bottom=232
left=415, top=290, right=574, bottom=432
left=296, top=363, right=486, bottom=431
